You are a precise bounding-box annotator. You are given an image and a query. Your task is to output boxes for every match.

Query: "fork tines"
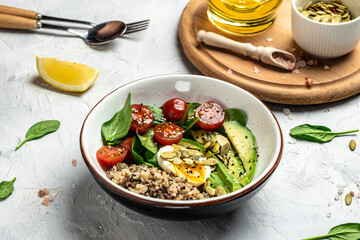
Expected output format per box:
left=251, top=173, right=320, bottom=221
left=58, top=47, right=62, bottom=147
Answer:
left=125, top=19, right=150, bottom=34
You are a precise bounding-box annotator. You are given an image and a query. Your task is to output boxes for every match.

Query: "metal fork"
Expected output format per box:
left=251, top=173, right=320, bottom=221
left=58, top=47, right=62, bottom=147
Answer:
left=0, top=5, right=150, bottom=35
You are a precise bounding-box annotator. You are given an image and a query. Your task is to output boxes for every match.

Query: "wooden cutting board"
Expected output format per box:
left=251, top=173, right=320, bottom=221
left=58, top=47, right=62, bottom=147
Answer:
left=178, top=0, right=360, bottom=105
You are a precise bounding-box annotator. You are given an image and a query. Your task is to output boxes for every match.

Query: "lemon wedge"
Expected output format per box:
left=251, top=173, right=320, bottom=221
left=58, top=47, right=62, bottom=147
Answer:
left=36, top=56, right=100, bottom=92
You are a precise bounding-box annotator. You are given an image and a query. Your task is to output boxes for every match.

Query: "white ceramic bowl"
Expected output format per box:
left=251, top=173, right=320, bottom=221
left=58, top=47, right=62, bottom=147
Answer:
left=292, top=0, right=360, bottom=59
left=80, top=74, right=283, bottom=219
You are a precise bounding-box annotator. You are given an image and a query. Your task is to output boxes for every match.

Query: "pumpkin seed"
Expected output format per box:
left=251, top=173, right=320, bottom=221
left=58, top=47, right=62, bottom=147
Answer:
left=206, top=186, right=216, bottom=196
left=204, top=141, right=212, bottom=149
left=300, top=0, right=353, bottom=23
left=172, top=158, right=182, bottom=165
left=117, top=163, right=128, bottom=170
left=206, top=132, right=213, bottom=141
left=211, top=143, right=220, bottom=154
left=215, top=186, right=227, bottom=196
left=160, top=151, right=176, bottom=159
left=345, top=193, right=352, bottom=205
left=199, top=158, right=218, bottom=165
left=349, top=139, right=356, bottom=151
left=205, top=151, right=212, bottom=158
left=181, top=150, right=190, bottom=158
left=183, top=158, right=194, bottom=165
left=178, top=142, right=190, bottom=148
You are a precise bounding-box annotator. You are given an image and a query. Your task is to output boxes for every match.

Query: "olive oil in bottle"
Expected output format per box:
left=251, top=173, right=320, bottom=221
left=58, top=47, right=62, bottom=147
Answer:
left=207, top=0, right=283, bottom=36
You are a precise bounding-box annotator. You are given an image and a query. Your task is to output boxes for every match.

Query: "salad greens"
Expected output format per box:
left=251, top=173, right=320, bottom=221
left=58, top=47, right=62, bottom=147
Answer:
left=101, top=93, right=132, bottom=144
left=145, top=105, right=164, bottom=126
left=0, top=177, right=16, bottom=199
left=132, top=133, right=159, bottom=168
left=290, top=124, right=358, bottom=143
left=137, top=128, right=158, bottom=154
left=98, top=93, right=255, bottom=196
left=225, top=108, right=247, bottom=126
left=303, top=223, right=360, bottom=240
left=16, top=120, right=60, bottom=150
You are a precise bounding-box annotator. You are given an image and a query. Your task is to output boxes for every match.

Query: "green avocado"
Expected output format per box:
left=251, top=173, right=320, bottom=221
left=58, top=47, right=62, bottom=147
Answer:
left=225, top=146, right=250, bottom=187
left=223, top=121, right=257, bottom=181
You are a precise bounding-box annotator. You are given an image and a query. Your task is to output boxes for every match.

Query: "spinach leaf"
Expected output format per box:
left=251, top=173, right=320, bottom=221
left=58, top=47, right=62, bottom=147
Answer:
left=101, top=93, right=132, bottom=143
left=132, top=134, right=157, bottom=168
left=137, top=128, right=158, bottom=154
left=302, top=223, right=360, bottom=240
left=144, top=150, right=160, bottom=167
left=145, top=105, right=164, bottom=125
left=16, top=120, right=60, bottom=150
left=179, top=102, right=194, bottom=127
left=0, top=177, right=16, bottom=199
left=290, top=124, right=359, bottom=143
left=188, top=102, right=201, bottom=118
left=183, top=117, right=200, bottom=132
left=225, top=108, right=247, bottom=126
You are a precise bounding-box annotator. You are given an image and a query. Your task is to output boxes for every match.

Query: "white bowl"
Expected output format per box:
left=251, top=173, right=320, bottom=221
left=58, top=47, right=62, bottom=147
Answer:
left=292, top=0, right=360, bottom=59
left=80, top=74, right=283, bottom=219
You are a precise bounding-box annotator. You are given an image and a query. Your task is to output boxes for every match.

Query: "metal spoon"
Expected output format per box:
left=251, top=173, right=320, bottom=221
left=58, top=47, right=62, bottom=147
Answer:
left=0, top=13, right=126, bottom=45
left=197, top=30, right=296, bottom=71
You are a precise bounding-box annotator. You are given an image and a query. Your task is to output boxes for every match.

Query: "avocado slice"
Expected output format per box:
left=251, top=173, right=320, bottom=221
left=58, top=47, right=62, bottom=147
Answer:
left=225, top=147, right=250, bottom=187
left=211, top=152, right=242, bottom=192
left=223, top=121, right=257, bottom=181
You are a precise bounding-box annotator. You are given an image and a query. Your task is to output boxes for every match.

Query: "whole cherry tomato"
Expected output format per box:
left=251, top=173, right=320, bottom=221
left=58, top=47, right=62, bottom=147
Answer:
left=162, top=98, right=188, bottom=122
left=120, top=137, right=134, bottom=164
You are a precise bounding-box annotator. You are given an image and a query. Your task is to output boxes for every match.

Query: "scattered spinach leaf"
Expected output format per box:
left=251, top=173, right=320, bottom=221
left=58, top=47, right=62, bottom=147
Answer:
left=290, top=124, right=359, bottom=143
left=225, top=108, right=247, bottom=126
left=101, top=93, right=132, bottom=144
left=16, top=120, right=60, bottom=150
left=145, top=105, right=164, bottom=126
left=137, top=128, right=158, bottom=154
left=302, top=223, right=360, bottom=240
left=0, top=177, right=16, bottom=199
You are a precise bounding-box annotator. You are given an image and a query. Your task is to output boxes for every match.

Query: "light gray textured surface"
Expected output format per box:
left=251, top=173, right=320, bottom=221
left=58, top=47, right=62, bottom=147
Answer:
left=0, top=0, right=359, bottom=239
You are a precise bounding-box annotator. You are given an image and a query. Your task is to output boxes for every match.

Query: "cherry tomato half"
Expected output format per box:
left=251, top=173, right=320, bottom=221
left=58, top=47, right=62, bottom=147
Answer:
left=194, top=101, right=225, bottom=130
left=120, top=137, right=134, bottom=164
left=162, top=98, right=188, bottom=122
left=96, top=146, right=128, bottom=170
left=154, top=122, right=184, bottom=145
left=130, top=104, right=153, bottom=134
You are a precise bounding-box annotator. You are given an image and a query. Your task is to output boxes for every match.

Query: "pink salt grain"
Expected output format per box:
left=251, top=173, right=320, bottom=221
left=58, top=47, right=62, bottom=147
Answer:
left=72, top=159, right=77, bottom=167
left=42, top=197, right=50, bottom=207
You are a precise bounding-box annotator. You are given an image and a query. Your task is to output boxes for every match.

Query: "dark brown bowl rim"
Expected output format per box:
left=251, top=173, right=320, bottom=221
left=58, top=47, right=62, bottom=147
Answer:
left=80, top=74, right=283, bottom=207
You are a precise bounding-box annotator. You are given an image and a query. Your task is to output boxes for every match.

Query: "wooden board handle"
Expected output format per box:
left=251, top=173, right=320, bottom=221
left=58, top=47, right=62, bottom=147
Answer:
left=0, top=14, right=37, bottom=29
left=0, top=5, right=37, bottom=19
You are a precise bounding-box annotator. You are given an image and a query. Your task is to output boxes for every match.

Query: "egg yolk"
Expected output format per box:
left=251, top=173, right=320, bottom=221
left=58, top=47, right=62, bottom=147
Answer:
left=173, top=162, right=206, bottom=184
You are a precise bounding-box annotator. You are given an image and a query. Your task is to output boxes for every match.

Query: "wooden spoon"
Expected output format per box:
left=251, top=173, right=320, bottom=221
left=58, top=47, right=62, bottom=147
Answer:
left=197, top=30, right=296, bottom=71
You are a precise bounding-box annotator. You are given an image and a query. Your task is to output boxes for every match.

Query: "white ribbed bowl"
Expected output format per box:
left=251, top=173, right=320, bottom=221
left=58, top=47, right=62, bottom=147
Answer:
left=292, top=0, right=360, bottom=59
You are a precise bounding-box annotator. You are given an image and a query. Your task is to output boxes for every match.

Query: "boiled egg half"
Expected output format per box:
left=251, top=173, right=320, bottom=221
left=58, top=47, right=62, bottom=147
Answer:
left=157, top=145, right=211, bottom=187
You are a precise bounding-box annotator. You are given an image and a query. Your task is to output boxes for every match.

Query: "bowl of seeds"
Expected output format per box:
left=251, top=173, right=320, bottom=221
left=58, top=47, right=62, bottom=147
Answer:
left=291, top=0, right=360, bottom=58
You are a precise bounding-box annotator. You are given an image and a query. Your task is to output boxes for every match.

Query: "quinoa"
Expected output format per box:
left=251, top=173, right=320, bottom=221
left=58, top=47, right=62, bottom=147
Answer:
left=107, top=164, right=210, bottom=200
